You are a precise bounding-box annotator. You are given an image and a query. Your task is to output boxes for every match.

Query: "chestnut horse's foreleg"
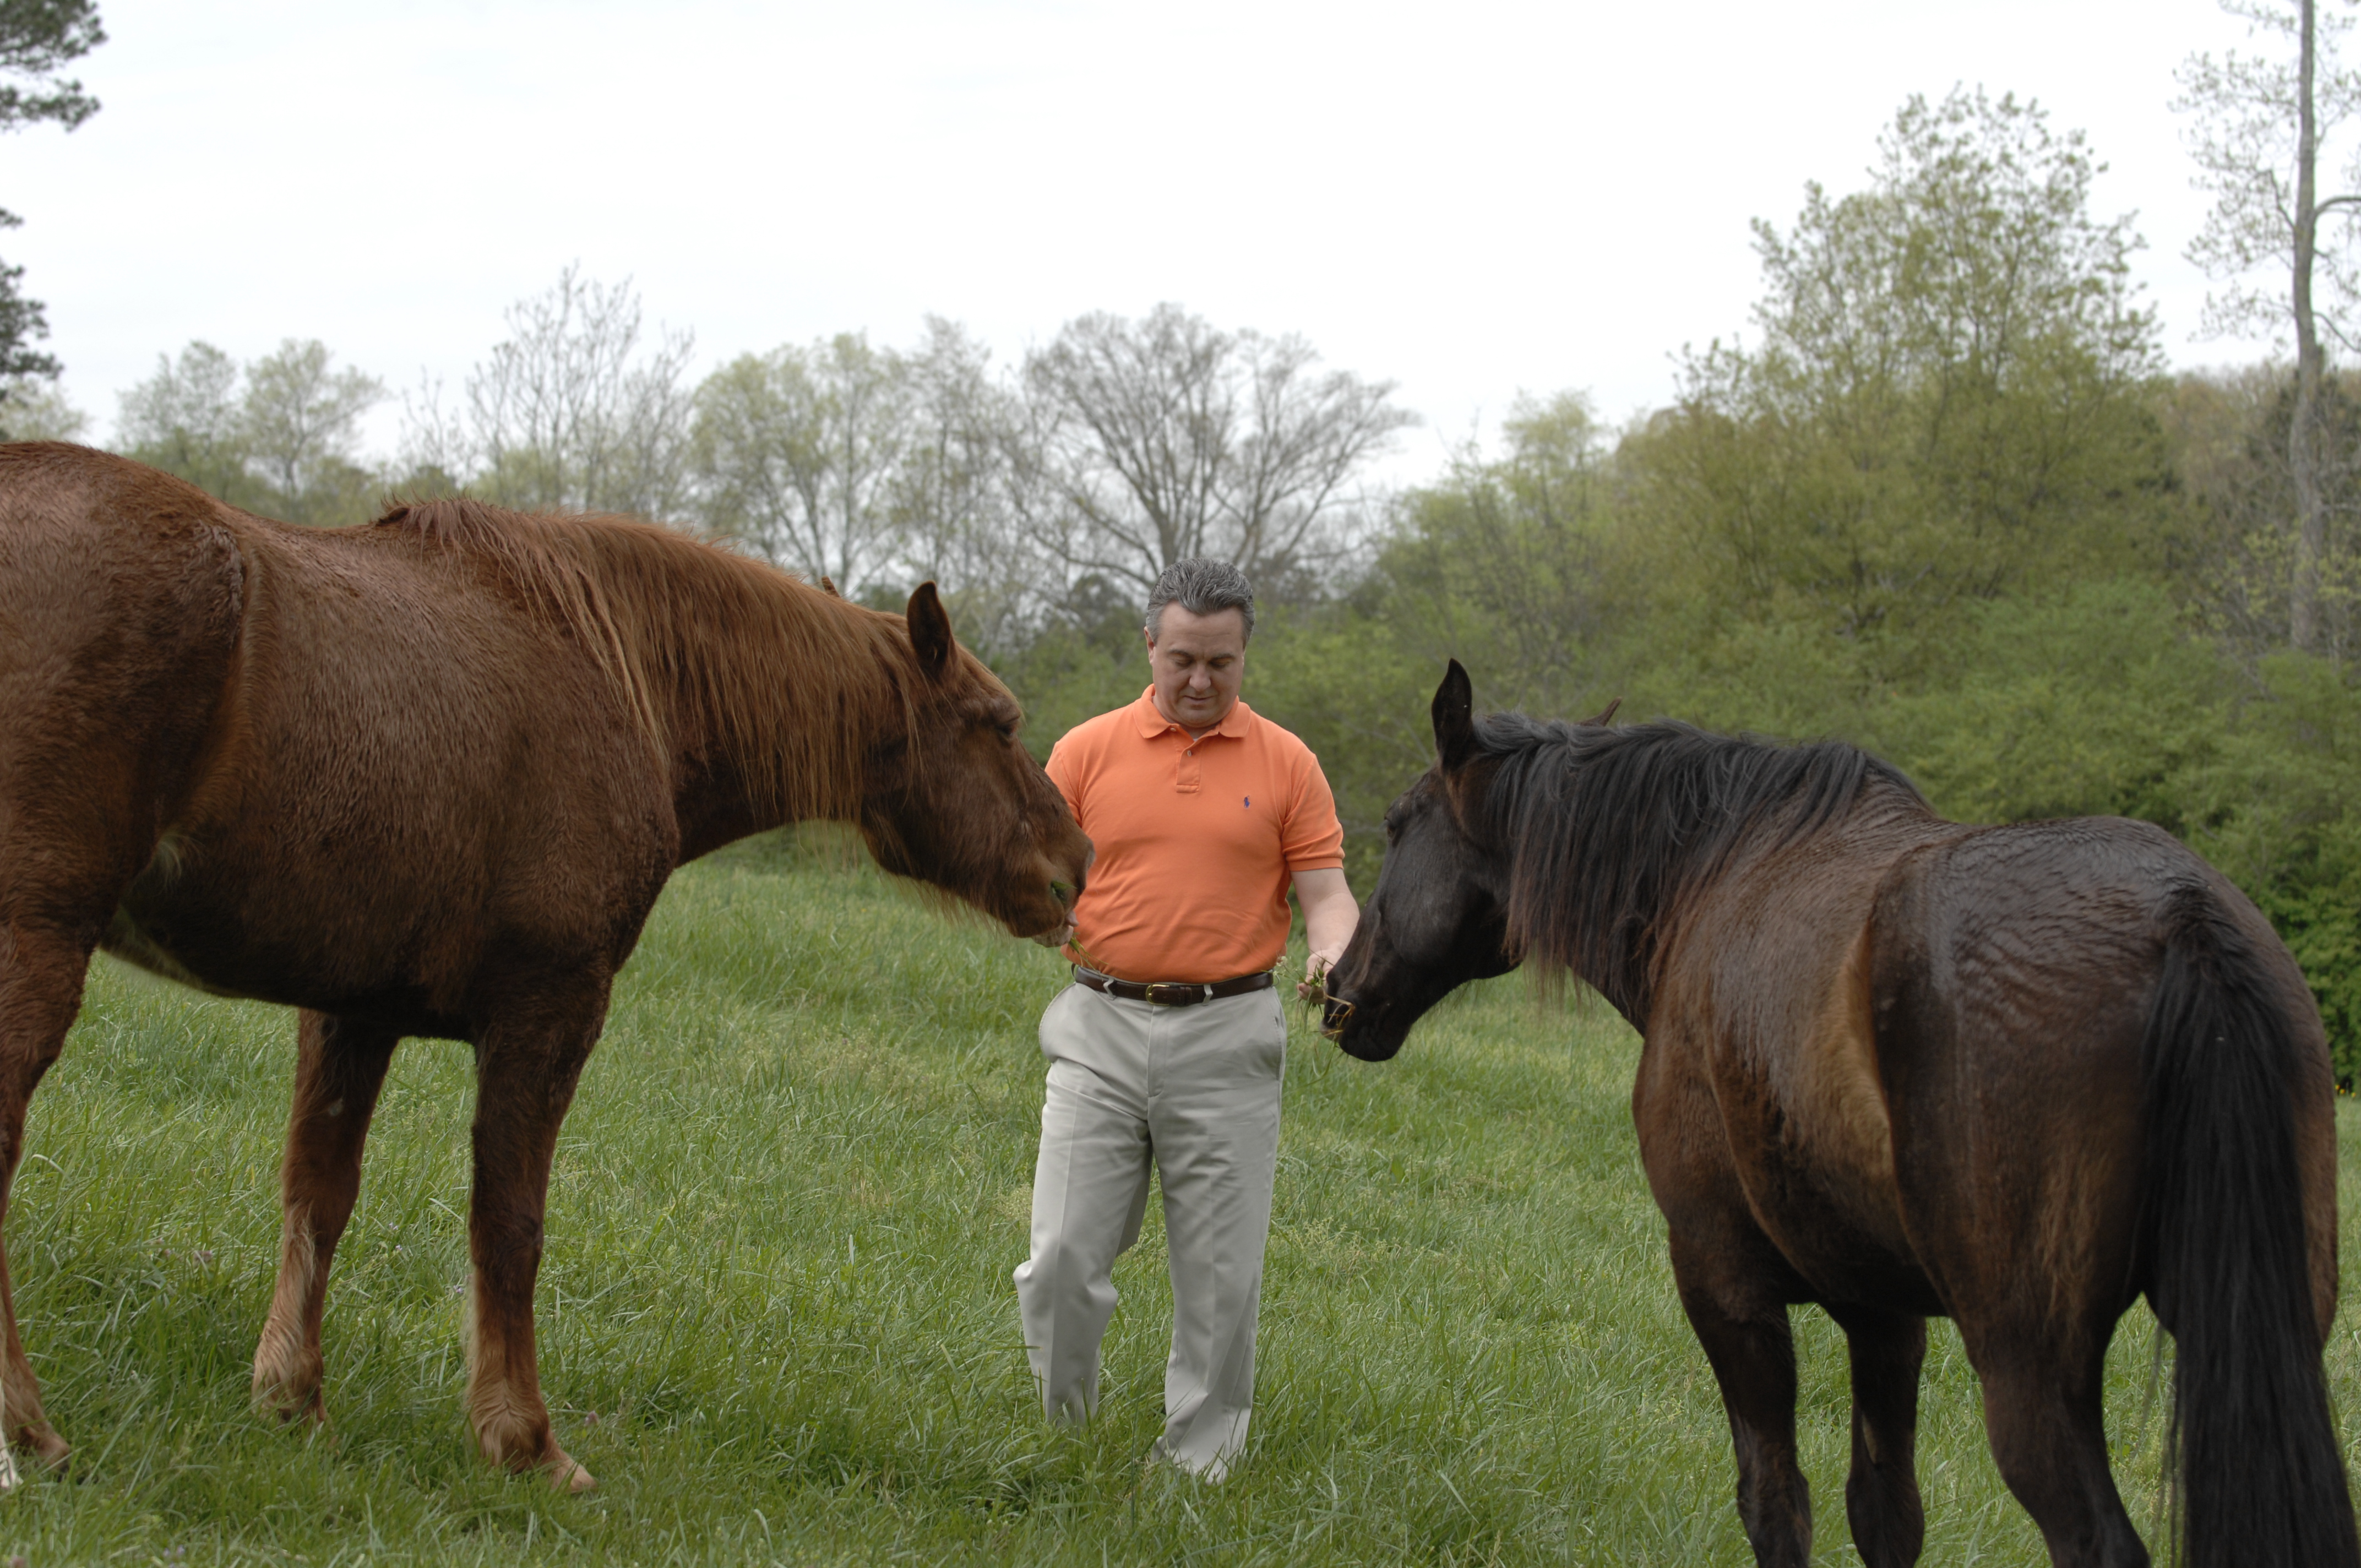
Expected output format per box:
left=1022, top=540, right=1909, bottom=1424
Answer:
left=0, top=918, right=96, bottom=1473
left=463, top=994, right=603, bottom=1493
left=1827, top=1302, right=1928, bottom=1568
left=1668, top=1225, right=1813, bottom=1568
left=252, top=1009, right=401, bottom=1424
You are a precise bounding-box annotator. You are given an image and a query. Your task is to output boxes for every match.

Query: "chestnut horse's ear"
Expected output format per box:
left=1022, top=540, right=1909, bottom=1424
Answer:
left=1581, top=696, right=1622, bottom=727
left=906, top=581, right=955, bottom=678
left=1432, top=658, right=1477, bottom=771
left=820, top=575, right=841, bottom=598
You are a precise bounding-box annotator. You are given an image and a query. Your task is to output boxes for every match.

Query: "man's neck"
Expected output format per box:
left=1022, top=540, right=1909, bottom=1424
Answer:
left=1152, top=694, right=1238, bottom=739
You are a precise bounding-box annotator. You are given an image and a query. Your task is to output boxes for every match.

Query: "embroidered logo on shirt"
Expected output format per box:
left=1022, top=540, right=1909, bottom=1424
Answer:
left=1243, top=796, right=1251, bottom=808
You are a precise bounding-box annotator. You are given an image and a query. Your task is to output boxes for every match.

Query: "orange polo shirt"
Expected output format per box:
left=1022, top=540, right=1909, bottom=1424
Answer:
left=1046, top=687, right=1345, bottom=984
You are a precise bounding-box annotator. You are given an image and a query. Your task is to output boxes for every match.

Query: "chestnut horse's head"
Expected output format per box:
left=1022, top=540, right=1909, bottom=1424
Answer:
left=1321, top=660, right=1519, bottom=1060
left=857, top=583, right=1090, bottom=943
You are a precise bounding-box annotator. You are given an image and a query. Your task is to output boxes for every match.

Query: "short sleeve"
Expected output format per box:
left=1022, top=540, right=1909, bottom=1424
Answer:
left=1281, top=749, right=1345, bottom=870
left=1044, top=733, right=1086, bottom=821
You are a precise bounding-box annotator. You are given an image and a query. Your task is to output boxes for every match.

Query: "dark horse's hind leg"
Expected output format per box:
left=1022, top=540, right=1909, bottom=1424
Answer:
left=1968, top=1326, right=2148, bottom=1567
left=464, top=986, right=606, bottom=1493
left=1668, top=1225, right=1814, bottom=1567
left=1827, top=1302, right=1927, bottom=1568
left=252, top=1010, right=401, bottom=1423
left=0, top=917, right=93, bottom=1472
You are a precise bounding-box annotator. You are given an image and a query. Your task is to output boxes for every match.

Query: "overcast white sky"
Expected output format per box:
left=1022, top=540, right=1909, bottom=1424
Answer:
left=0, top=0, right=2311, bottom=480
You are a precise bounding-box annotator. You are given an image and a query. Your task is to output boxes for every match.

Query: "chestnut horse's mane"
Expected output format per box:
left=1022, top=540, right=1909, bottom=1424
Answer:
left=1472, top=716, right=1926, bottom=1019
left=377, top=497, right=919, bottom=821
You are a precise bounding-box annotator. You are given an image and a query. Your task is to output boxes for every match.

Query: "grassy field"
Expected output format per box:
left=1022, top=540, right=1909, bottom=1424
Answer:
left=0, top=837, right=2355, bottom=1565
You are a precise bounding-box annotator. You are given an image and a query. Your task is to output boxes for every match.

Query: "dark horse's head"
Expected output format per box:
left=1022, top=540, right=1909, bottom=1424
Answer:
left=859, top=583, right=1092, bottom=944
left=1321, top=660, right=1617, bottom=1060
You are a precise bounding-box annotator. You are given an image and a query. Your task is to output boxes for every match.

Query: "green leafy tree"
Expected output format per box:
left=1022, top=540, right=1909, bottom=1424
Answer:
left=115, top=340, right=267, bottom=507
left=690, top=332, right=911, bottom=593
left=241, top=339, right=383, bottom=509
left=0, top=0, right=105, bottom=398
left=1629, top=89, right=2169, bottom=683
left=116, top=339, right=390, bottom=525
left=0, top=371, right=81, bottom=438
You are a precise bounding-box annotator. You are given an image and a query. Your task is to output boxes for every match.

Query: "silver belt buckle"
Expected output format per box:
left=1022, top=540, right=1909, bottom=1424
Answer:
left=1144, top=982, right=1206, bottom=1006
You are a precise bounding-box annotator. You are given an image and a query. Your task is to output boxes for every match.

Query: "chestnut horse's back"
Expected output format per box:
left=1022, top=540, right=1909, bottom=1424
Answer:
left=0, top=443, right=249, bottom=940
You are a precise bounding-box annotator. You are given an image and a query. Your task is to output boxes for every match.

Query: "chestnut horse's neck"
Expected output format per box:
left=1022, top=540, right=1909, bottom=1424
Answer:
left=1475, top=718, right=1928, bottom=1021
left=387, top=501, right=916, bottom=855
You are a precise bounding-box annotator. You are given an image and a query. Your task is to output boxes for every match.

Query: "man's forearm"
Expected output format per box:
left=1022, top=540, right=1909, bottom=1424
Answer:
left=1305, top=899, right=1356, bottom=960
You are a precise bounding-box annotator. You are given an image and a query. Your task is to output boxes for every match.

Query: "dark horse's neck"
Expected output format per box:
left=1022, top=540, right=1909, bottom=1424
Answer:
left=388, top=500, right=916, bottom=861
left=1472, top=716, right=1926, bottom=1024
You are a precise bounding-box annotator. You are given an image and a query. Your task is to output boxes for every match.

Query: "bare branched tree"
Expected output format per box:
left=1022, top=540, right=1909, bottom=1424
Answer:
left=2179, top=0, right=2361, bottom=649
left=1018, top=304, right=1415, bottom=593
left=410, top=266, right=695, bottom=519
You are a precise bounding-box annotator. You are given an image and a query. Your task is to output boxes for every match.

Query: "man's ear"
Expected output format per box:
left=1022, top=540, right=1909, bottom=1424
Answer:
left=906, top=581, right=954, bottom=678
left=1432, top=659, right=1477, bottom=771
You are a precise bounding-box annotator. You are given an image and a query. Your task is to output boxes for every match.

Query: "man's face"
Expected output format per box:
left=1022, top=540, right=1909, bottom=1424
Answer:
left=1146, top=604, right=1247, bottom=731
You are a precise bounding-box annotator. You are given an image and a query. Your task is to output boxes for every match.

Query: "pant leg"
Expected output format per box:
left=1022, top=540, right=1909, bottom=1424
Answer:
left=1149, top=987, right=1288, bottom=1480
left=1013, top=984, right=1153, bottom=1422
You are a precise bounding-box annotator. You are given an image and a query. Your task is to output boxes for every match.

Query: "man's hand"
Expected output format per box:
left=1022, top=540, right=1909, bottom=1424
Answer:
left=1291, top=867, right=1358, bottom=1001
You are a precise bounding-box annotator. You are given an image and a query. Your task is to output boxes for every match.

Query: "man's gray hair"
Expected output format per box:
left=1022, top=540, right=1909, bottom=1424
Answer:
left=1144, top=558, right=1256, bottom=643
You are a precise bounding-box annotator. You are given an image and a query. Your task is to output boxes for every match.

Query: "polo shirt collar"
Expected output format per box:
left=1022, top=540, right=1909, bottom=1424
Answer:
left=1131, top=685, right=1254, bottom=740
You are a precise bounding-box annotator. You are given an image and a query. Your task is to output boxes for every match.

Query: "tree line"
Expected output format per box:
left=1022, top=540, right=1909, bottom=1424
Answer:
left=18, top=17, right=2361, bottom=1077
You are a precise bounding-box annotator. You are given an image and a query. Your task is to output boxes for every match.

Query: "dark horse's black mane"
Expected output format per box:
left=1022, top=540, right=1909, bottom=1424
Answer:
left=1471, top=714, right=1926, bottom=1020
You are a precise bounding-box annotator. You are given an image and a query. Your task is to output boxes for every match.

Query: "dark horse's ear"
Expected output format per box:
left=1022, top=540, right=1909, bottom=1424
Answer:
left=906, top=581, right=955, bottom=678
left=1581, top=696, right=1622, bottom=727
left=1432, top=659, right=1477, bottom=771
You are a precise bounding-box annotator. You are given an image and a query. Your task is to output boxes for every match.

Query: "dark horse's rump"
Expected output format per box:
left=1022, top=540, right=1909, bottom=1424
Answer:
left=0, top=442, right=1090, bottom=1488
left=1326, top=661, right=2355, bottom=1568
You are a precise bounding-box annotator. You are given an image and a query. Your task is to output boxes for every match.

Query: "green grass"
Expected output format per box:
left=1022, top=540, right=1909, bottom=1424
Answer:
left=0, top=837, right=2356, bottom=1564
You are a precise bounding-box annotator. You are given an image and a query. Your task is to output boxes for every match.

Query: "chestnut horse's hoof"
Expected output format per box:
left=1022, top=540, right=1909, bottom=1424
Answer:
left=251, top=1374, right=327, bottom=1427
left=15, top=1422, right=69, bottom=1476
left=547, top=1450, right=595, bottom=1493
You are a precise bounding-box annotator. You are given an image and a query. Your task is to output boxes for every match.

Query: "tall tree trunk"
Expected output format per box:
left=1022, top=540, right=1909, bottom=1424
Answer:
left=2293, top=0, right=2328, bottom=651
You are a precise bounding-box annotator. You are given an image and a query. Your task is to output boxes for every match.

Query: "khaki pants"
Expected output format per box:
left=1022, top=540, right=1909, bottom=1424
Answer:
left=1013, top=981, right=1287, bottom=1481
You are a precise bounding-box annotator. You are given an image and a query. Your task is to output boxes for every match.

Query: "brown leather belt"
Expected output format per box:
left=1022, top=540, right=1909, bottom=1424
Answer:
left=1072, top=967, right=1275, bottom=1007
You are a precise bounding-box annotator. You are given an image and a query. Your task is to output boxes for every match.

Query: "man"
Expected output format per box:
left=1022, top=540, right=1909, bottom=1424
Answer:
left=1014, top=557, right=1358, bottom=1482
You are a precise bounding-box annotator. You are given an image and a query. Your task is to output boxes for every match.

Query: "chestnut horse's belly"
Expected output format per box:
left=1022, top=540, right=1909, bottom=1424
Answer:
left=97, top=824, right=509, bottom=1039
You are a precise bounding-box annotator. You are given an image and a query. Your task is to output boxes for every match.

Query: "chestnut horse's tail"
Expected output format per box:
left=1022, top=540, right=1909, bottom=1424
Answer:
left=2141, top=888, right=2359, bottom=1568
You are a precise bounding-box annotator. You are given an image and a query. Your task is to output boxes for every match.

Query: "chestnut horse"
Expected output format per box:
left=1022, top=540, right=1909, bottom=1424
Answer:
left=0, top=442, right=1089, bottom=1490
left=1324, top=662, right=2357, bottom=1568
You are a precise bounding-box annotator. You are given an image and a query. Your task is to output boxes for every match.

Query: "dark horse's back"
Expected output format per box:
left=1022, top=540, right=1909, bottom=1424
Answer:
left=1869, top=814, right=2352, bottom=1568
left=0, top=440, right=672, bottom=1036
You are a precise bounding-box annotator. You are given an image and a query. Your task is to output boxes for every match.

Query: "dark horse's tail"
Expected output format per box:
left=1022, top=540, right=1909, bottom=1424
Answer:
left=2142, top=886, right=2359, bottom=1568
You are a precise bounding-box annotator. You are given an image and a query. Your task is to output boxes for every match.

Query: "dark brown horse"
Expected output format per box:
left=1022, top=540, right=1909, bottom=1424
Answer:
left=0, top=442, right=1090, bottom=1490
left=1323, top=661, right=2356, bottom=1568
